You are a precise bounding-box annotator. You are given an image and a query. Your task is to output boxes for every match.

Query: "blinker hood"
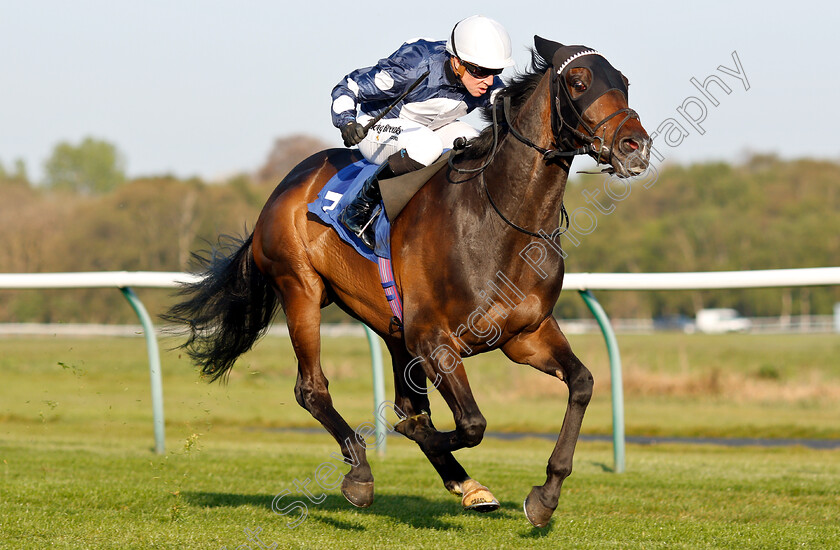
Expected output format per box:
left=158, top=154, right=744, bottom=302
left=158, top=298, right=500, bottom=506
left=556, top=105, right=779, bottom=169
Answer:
left=534, top=35, right=628, bottom=116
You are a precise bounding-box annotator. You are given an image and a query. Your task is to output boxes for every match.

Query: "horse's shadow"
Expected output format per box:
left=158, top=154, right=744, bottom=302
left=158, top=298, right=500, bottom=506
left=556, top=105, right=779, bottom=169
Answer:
left=183, top=491, right=523, bottom=531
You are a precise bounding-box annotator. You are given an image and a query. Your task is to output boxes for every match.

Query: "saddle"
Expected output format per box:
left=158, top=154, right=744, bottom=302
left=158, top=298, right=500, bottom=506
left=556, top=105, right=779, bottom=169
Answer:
left=306, top=151, right=451, bottom=330
left=379, top=151, right=451, bottom=220
left=307, top=151, right=451, bottom=262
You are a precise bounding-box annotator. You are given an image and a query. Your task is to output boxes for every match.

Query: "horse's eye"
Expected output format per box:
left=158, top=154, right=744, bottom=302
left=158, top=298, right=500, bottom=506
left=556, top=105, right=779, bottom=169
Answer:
left=573, top=80, right=587, bottom=92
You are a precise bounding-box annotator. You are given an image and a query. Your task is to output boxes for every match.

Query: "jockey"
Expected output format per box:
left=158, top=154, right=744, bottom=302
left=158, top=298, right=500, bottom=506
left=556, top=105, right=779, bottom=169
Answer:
left=330, top=15, right=515, bottom=248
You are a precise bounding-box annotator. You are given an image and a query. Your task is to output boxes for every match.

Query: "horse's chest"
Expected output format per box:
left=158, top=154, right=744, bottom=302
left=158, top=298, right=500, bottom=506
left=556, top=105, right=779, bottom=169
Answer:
left=436, top=268, right=561, bottom=354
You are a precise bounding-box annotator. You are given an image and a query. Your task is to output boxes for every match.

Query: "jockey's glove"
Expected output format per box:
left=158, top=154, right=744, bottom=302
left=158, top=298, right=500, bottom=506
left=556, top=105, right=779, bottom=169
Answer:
left=341, top=121, right=367, bottom=147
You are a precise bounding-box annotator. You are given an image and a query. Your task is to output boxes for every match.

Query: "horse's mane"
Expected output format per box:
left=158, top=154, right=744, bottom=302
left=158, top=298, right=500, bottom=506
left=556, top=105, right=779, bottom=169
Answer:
left=459, top=48, right=550, bottom=161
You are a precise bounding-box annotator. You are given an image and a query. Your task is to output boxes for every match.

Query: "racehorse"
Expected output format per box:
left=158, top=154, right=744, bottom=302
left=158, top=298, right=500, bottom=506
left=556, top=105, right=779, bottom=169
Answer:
left=166, top=36, right=650, bottom=527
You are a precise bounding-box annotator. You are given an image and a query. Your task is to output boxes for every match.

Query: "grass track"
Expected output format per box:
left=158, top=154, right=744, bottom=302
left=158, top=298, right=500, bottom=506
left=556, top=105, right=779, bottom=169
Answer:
left=2, top=428, right=840, bottom=549
left=1, top=334, right=839, bottom=548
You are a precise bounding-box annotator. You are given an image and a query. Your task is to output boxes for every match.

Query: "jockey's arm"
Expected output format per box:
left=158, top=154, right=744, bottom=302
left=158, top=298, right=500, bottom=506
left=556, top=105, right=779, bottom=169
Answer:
left=330, top=46, right=428, bottom=129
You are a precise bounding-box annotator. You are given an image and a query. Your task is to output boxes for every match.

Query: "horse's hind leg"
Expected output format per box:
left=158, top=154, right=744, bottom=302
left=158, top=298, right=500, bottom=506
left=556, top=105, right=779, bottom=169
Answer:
left=279, top=279, right=375, bottom=507
left=502, top=316, right=594, bottom=527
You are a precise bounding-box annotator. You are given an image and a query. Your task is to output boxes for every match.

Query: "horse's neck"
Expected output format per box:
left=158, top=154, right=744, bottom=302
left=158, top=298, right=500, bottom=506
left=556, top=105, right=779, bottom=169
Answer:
left=416, top=74, right=573, bottom=302
left=484, top=75, right=571, bottom=240
left=394, top=74, right=573, bottom=304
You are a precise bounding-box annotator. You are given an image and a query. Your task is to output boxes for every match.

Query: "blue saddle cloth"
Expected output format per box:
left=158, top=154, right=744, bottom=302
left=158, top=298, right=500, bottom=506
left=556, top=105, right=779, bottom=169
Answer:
left=306, top=158, right=392, bottom=262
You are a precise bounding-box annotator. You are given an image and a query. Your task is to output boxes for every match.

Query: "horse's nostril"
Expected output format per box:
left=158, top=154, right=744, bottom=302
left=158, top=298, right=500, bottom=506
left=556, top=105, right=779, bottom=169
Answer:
left=623, top=138, right=639, bottom=152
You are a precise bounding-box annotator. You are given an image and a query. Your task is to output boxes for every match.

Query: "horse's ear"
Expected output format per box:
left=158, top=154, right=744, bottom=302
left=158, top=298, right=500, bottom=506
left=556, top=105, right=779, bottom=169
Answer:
left=534, top=35, right=563, bottom=62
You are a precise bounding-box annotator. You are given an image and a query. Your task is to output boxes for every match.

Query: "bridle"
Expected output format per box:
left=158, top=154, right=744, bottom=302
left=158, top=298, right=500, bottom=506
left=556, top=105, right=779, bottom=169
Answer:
left=547, top=51, right=640, bottom=169
left=449, top=50, right=640, bottom=239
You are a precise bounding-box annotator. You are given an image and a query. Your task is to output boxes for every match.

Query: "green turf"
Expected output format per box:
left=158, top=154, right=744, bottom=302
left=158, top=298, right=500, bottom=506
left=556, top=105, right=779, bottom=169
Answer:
left=1, top=429, right=838, bottom=549
left=1, top=333, right=839, bottom=548
left=1, top=333, right=837, bottom=439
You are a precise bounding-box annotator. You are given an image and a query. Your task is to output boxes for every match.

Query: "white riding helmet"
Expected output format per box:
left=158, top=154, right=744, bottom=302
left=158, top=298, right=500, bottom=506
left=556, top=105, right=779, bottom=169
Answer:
left=445, top=15, right=515, bottom=70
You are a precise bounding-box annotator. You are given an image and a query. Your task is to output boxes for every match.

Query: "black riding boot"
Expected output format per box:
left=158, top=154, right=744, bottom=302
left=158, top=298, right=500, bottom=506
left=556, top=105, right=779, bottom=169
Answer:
left=338, top=150, right=424, bottom=249
left=338, top=163, right=388, bottom=249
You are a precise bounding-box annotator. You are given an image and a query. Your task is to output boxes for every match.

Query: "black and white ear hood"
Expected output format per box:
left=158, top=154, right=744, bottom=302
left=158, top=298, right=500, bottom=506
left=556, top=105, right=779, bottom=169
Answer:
left=534, top=35, right=628, bottom=115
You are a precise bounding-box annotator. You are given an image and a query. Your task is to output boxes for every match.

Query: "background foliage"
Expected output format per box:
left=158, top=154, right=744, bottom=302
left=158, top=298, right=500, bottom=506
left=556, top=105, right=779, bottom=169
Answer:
left=42, top=137, right=126, bottom=194
left=555, top=154, right=840, bottom=318
left=1, top=138, right=838, bottom=323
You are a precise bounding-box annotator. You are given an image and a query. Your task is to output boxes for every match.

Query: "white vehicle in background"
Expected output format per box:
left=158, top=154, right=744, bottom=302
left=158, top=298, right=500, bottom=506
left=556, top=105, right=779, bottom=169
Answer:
left=694, top=308, right=752, bottom=334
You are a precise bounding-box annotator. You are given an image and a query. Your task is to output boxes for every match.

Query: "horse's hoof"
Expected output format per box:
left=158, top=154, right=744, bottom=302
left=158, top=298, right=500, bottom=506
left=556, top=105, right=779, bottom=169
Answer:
left=445, top=480, right=464, bottom=496
left=524, top=486, right=556, bottom=527
left=341, top=477, right=374, bottom=508
left=461, top=479, right=500, bottom=513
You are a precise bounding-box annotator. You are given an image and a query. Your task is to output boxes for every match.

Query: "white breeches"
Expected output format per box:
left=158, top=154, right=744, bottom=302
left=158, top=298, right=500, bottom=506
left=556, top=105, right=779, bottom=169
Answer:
left=357, top=115, right=479, bottom=166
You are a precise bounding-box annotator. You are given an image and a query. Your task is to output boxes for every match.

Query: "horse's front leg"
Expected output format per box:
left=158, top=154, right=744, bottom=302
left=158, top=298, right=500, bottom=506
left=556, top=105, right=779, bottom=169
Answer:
left=401, top=332, right=487, bottom=453
left=395, top=332, right=500, bottom=511
left=502, top=316, right=594, bottom=527
left=385, top=342, right=469, bottom=490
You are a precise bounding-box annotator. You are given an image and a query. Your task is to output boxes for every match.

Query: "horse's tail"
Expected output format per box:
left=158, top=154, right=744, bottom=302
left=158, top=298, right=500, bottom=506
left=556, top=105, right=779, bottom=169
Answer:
left=164, top=233, right=278, bottom=382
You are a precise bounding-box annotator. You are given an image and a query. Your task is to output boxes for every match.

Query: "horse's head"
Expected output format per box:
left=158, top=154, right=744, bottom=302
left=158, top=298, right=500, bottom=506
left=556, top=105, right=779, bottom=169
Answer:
left=535, top=36, right=650, bottom=177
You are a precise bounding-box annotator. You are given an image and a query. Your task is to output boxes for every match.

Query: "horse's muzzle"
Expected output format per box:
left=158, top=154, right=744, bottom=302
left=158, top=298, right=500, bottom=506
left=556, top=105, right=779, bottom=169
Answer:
left=612, top=134, right=652, bottom=177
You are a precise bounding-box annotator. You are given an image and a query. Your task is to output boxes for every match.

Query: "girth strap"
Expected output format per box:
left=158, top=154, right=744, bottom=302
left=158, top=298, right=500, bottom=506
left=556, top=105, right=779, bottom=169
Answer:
left=377, top=256, right=403, bottom=328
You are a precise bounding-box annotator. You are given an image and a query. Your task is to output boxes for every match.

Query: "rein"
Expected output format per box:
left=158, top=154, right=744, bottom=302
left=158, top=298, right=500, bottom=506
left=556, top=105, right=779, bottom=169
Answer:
left=502, top=95, right=589, bottom=162
left=446, top=92, right=576, bottom=240
left=480, top=170, right=570, bottom=238
left=447, top=94, right=572, bottom=239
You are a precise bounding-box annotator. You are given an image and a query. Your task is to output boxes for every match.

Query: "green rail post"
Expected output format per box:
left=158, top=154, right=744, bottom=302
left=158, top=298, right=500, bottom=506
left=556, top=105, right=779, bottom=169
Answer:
left=363, top=325, right=387, bottom=456
left=579, top=289, right=625, bottom=473
left=119, top=287, right=166, bottom=455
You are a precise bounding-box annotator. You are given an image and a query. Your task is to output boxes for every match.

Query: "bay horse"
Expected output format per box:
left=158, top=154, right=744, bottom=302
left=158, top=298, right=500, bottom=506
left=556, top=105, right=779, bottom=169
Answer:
left=167, top=36, right=650, bottom=527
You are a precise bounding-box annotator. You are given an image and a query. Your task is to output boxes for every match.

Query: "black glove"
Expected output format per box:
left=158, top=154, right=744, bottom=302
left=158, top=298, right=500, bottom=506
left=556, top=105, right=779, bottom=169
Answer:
left=340, top=121, right=367, bottom=147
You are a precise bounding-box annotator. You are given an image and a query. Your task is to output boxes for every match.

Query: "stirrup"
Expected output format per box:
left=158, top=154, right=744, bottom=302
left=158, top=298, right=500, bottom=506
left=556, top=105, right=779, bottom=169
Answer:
left=357, top=204, right=381, bottom=233
left=355, top=205, right=381, bottom=248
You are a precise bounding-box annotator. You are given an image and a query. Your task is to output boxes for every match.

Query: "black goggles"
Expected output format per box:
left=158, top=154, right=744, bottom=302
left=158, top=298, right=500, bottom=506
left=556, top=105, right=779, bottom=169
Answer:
left=461, top=61, right=503, bottom=79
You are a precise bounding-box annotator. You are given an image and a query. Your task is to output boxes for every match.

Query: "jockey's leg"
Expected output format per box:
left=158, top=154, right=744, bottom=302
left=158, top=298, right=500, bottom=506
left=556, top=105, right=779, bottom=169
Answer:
left=340, top=118, right=437, bottom=248
left=357, top=116, right=442, bottom=166
left=432, top=120, right=480, bottom=150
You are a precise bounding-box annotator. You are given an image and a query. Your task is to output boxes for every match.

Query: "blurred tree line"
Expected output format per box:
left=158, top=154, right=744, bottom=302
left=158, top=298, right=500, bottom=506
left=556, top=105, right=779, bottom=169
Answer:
left=0, top=137, right=838, bottom=324
left=554, top=154, right=840, bottom=319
